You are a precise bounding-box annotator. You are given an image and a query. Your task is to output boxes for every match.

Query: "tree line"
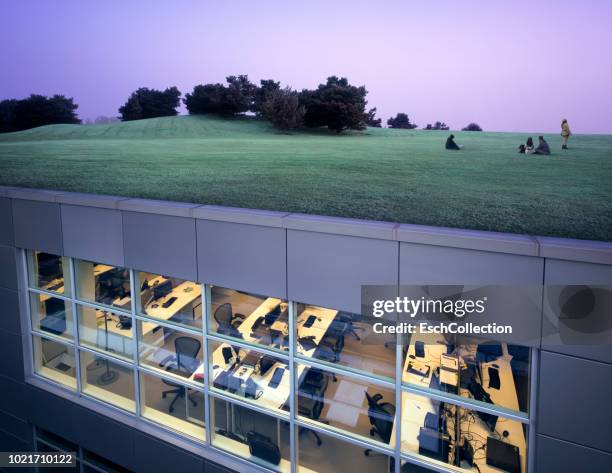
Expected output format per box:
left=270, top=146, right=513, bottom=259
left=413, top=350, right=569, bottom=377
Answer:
left=0, top=77, right=483, bottom=133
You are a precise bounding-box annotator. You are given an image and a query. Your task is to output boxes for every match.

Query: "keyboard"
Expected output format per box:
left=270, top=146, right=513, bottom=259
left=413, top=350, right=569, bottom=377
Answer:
left=162, top=296, right=178, bottom=308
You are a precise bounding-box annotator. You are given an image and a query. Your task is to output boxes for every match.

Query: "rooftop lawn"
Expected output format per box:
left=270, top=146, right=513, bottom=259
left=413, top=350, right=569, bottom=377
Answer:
left=0, top=115, right=610, bottom=241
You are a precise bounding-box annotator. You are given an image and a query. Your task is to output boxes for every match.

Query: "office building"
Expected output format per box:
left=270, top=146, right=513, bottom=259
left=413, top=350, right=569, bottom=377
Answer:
left=1, top=186, right=611, bottom=473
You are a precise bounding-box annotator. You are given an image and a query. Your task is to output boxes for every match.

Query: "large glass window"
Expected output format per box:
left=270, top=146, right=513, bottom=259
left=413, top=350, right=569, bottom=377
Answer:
left=208, top=341, right=289, bottom=415
left=33, top=335, right=77, bottom=389
left=27, top=250, right=71, bottom=297
left=135, top=271, right=202, bottom=330
left=24, top=252, right=533, bottom=473
left=137, top=322, right=203, bottom=384
left=208, top=285, right=289, bottom=352
left=140, top=370, right=205, bottom=440
left=402, top=331, right=531, bottom=413
left=80, top=350, right=136, bottom=412
left=30, top=293, right=74, bottom=340
left=75, top=260, right=131, bottom=310
left=211, top=396, right=291, bottom=472
left=400, top=391, right=528, bottom=472
left=296, top=363, right=395, bottom=446
left=297, top=427, right=392, bottom=473
left=77, top=304, right=134, bottom=360
left=294, top=303, right=396, bottom=380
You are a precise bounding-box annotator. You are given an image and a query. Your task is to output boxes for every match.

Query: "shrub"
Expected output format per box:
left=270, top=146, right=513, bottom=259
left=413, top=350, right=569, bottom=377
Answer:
left=299, top=76, right=368, bottom=133
left=118, top=87, right=181, bottom=121
left=387, top=113, right=417, bottom=129
left=184, top=75, right=256, bottom=116
left=462, top=122, right=483, bottom=131
left=366, top=108, right=382, bottom=127
left=0, top=95, right=80, bottom=133
left=262, top=87, right=305, bottom=131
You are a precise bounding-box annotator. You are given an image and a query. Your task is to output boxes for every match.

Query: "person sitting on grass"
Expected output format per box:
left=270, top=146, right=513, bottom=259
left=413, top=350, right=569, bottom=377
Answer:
left=534, top=136, right=551, bottom=155
left=445, top=134, right=462, bottom=150
left=525, top=137, right=535, bottom=154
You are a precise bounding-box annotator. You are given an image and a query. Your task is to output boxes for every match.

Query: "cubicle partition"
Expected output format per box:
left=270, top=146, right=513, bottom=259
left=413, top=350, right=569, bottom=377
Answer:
left=0, top=185, right=611, bottom=473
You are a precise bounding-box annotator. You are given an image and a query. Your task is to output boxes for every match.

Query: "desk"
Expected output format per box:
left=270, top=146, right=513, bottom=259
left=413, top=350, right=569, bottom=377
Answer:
left=192, top=301, right=339, bottom=411
left=143, top=279, right=202, bottom=324
left=393, top=334, right=527, bottom=472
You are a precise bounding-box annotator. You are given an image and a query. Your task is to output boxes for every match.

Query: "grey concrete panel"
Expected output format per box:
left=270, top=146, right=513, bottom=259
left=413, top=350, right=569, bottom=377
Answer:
left=197, top=220, right=286, bottom=298
left=536, top=435, right=612, bottom=473
left=0, top=287, right=20, bottom=335
left=0, top=245, right=18, bottom=291
left=0, top=375, right=26, bottom=421
left=74, top=407, right=135, bottom=470
left=6, top=188, right=64, bottom=203
left=61, top=205, right=124, bottom=267
left=400, top=242, right=544, bottom=284
left=118, top=198, right=199, bottom=217
left=205, top=463, right=234, bottom=473
left=11, top=200, right=63, bottom=255
left=538, top=237, right=612, bottom=265
left=398, top=224, right=538, bottom=256
left=24, top=387, right=79, bottom=444
left=134, top=433, right=204, bottom=473
left=0, top=329, right=24, bottom=381
left=123, top=211, right=197, bottom=281
left=0, top=198, right=14, bottom=246
left=57, top=192, right=128, bottom=209
left=538, top=352, right=612, bottom=452
left=542, top=259, right=612, bottom=363
left=0, top=410, right=31, bottom=442
left=287, top=230, right=398, bottom=313
left=285, top=213, right=397, bottom=240
left=194, top=205, right=288, bottom=228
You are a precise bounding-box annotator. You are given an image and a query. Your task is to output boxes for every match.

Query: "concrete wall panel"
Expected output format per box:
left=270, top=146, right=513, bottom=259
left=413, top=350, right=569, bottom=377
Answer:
left=197, top=220, right=286, bottom=298
left=61, top=205, right=124, bottom=267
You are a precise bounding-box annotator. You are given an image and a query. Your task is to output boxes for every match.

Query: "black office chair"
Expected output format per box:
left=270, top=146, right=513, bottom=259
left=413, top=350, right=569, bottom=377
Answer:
left=315, top=335, right=343, bottom=382
left=40, top=298, right=67, bottom=336
left=330, top=312, right=364, bottom=341
left=159, top=337, right=202, bottom=412
left=297, top=369, right=331, bottom=446
left=364, top=392, right=396, bottom=456
left=214, top=303, right=247, bottom=339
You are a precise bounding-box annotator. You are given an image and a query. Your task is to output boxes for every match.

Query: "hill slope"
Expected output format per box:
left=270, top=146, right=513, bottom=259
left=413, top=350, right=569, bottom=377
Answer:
left=1, top=115, right=611, bottom=241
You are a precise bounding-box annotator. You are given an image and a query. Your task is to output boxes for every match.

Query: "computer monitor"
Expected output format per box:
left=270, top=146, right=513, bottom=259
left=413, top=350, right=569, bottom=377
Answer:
left=153, top=280, right=173, bottom=300
left=418, top=427, right=450, bottom=463
left=486, top=437, right=521, bottom=473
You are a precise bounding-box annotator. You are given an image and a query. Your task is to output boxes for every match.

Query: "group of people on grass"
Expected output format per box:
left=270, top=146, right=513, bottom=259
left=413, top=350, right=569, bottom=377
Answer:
left=445, top=119, right=572, bottom=155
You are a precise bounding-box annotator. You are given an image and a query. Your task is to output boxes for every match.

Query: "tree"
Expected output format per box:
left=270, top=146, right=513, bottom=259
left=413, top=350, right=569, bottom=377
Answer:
left=387, top=113, right=417, bottom=129
left=184, top=75, right=256, bottom=116
left=299, top=76, right=368, bottom=132
left=0, top=94, right=80, bottom=133
left=462, top=122, right=483, bottom=131
left=425, top=121, right=449, bottom=130
left=262, top=87, right=305, bottom=131
left=366, top=107, right=382, bottom=127
left=118, top=87, right=181, bottom=121
left=253, top=79, right=281, bottom=116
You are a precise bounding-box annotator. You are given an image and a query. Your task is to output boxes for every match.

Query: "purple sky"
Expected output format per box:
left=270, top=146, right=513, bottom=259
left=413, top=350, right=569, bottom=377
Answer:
left=2, top=0, right=611, bottom=133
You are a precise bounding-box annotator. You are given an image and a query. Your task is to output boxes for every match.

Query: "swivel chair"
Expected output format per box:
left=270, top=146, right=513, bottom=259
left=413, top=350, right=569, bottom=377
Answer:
left=159, top=337, right=202, bottom=412
left=214, top=303, right=246, bottom=339
left=364, top=392, right=395, bottom=456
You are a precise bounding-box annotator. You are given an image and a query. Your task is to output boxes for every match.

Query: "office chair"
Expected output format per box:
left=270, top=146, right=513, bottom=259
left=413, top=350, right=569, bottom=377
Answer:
left=40, top=298, right=67, bottom=336
left=159, top=337, right=202, bottom=412
left=364, top=392, right=396, bottom=456
left=214, top=303, right=247, bottom=338
left=297, top=370, right=331, bottom=446
left=315, top=335, right=343, bottom=381
left=329, top=313, right=364, bottom=341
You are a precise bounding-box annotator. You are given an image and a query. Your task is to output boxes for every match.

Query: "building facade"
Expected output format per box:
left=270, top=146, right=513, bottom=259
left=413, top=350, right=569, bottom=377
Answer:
left=0, top=185, right=611, bottom=473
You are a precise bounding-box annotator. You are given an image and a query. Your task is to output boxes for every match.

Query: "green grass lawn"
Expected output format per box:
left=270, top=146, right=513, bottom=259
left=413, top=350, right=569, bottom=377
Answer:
left=0, top=115, right=610, bottom=241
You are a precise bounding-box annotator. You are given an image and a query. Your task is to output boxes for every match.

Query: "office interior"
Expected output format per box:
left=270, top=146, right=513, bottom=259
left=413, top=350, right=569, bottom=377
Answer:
left=27, top=251, right=531, bottom=473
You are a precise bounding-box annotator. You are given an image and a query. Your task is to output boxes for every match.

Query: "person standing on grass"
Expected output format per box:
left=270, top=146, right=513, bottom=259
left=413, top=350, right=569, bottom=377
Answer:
left=534, top=136, right=551, bottom=155
left=561, top=119, right=571, bottom=149
left=445, top=134, right=462, bottom=150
